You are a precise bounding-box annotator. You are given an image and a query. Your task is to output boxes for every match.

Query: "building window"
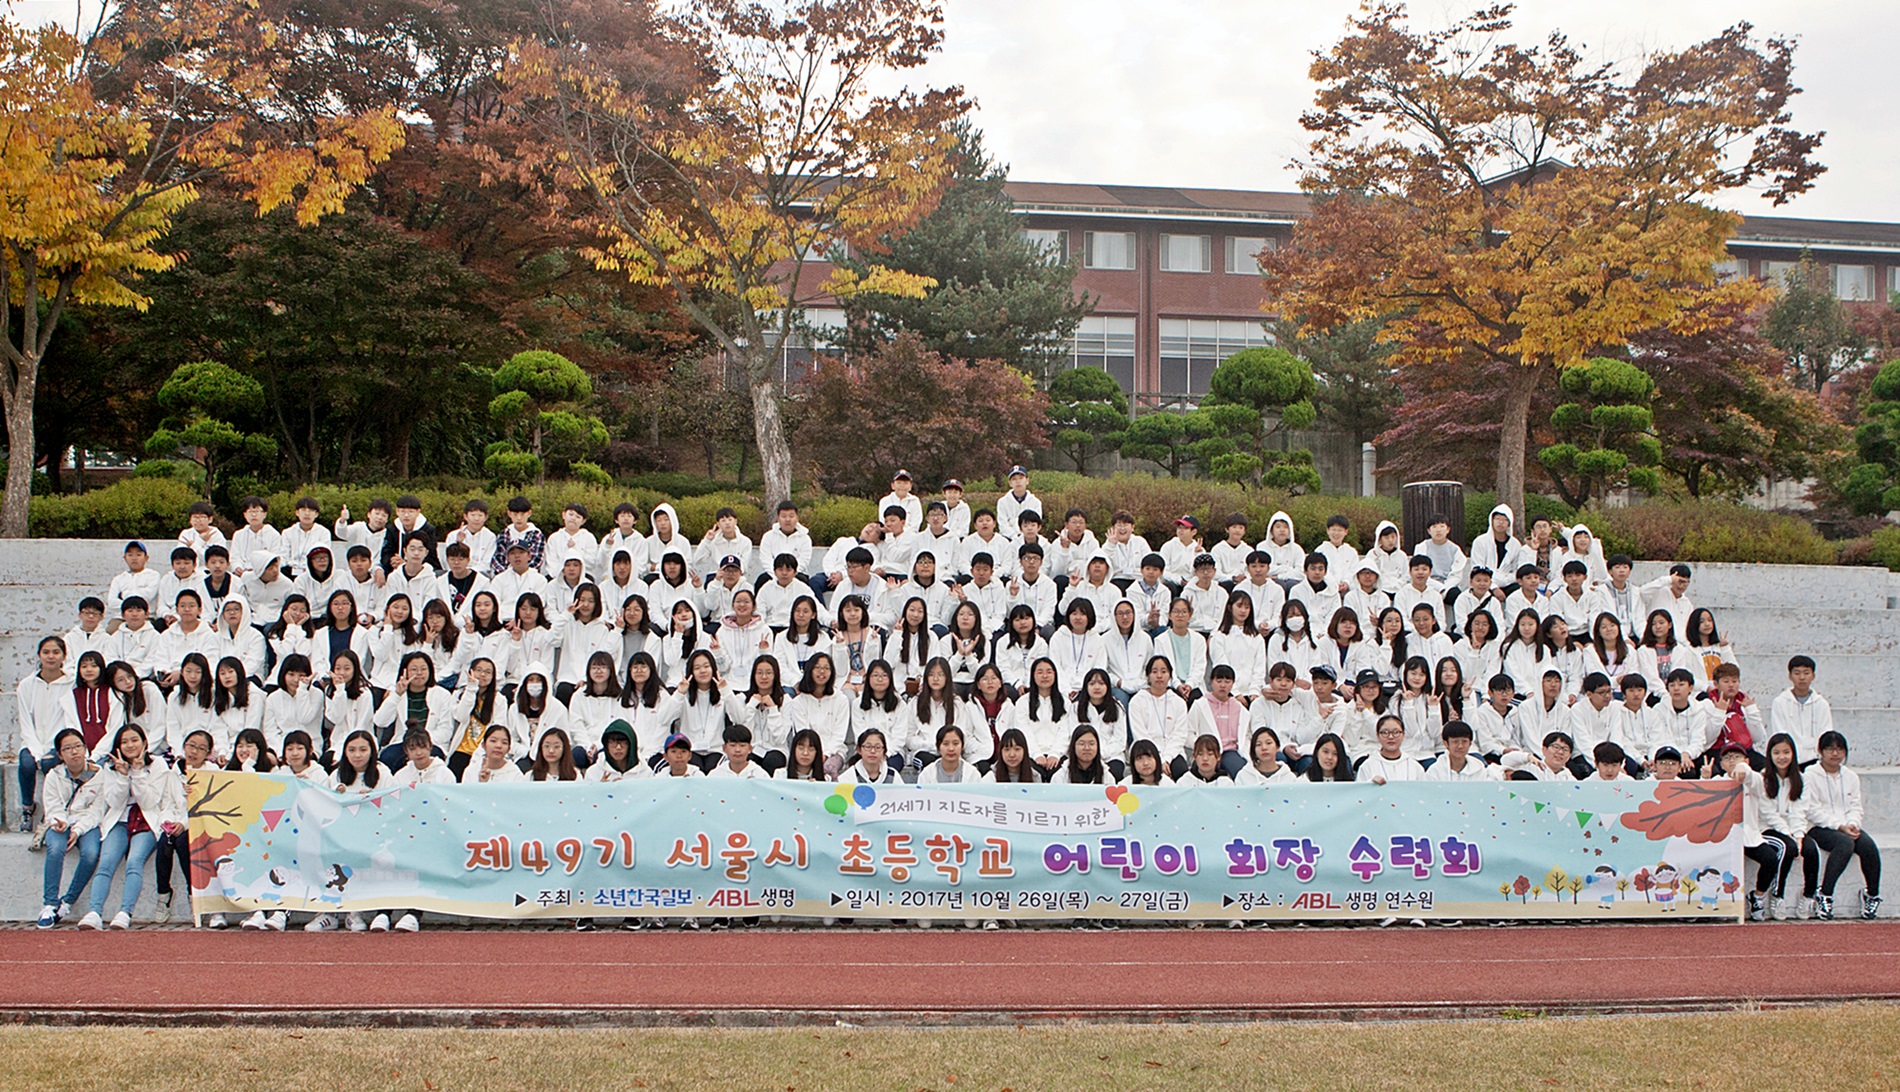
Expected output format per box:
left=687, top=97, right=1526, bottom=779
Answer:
left=1157, top=318, right=1269, bottom=396
left=1835, top=264, right=1877, bottom=302
left=1158, top=234, right=1211, bottom=273
left=1084, top=231, right=1137, bottom=270
left=769, top=307, right=847, bottom=387
left=1890, top=266, right=1900, bottom=298
left=1711, top=258, right=1745, bottom=283
left=1069, top=315, right=1137, bottom=392
left=1759, top=260, right=1800, bottom=284
left=1020, top=228, right=1066, bottom=261
left=1225, top=236, right=1277, bottom=275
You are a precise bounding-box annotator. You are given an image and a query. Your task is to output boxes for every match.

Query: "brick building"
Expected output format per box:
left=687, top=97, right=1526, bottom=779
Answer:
left=1003, top=181, right=1900, bottom=403
left=777, top=180, right=1900, bottom=406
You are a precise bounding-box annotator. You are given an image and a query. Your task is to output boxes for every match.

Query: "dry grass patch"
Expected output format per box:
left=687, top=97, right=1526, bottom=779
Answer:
left=4, top=1003, right=1897, bottom=1090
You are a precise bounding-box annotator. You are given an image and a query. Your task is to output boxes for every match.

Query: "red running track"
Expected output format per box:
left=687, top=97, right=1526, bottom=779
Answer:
left=3, top=922, right=1898, bottom=1021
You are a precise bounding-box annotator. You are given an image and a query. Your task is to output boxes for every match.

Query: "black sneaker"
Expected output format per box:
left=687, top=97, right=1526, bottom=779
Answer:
left=1863, top=893, right=1883, bottom=920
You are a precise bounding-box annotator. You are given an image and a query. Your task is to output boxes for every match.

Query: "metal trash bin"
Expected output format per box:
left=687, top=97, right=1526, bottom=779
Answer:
left=1401, top=481, right=1466, bottom=550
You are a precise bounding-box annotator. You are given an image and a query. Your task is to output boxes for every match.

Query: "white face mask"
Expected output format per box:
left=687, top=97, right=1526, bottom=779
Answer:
left=1286, top=616, right=1306, bottom=633
left=525, top=682, right=545, bottom=698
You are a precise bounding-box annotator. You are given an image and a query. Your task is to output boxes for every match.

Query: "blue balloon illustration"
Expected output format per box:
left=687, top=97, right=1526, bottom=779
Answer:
left=853, top=785, right=876, bottom=808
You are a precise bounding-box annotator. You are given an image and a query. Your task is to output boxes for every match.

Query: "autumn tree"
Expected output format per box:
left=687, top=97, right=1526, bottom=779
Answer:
left=0, top=3, right=403, bottom=535
left=791, top=335, right=1047, bottom=496
left=1624, top=298, right=1842, bottom=499
left=1046, top=367, right=1129, bottom=472
left=1264, top=3, right=1824, bottom=519
left=1762, top=253, right=1868, bottom=394
left=508, top=0, right=969, bottom=508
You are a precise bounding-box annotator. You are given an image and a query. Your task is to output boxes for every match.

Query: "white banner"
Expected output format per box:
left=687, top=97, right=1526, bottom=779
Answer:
left=848, top=786, right=1130, bottom=833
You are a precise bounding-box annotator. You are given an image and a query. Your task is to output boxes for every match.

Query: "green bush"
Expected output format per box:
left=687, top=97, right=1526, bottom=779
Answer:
left=570, top=461, right=613, bottom=489
left=29, top=478, right=199, bottom=538
left=1042, top=474, right=1249, bottom=543
left=624, top=471, right=730, bottom=498
left=1581, top=500, right=1835, bottom=565
left=1862, top=527, right=1900, bottom=571
left=801, top=495, right=879, bottom=545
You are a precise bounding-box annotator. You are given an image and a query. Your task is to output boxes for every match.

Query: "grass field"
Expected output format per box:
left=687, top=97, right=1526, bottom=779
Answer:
left=4, top=1003, right=1897, bottom=1090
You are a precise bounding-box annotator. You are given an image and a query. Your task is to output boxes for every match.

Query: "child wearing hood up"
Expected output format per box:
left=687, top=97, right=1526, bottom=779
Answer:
left=1366, top=521, right=1408, bottom=595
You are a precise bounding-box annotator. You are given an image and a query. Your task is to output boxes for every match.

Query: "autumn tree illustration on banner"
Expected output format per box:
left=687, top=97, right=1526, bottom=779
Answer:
left=1619, top=780, right=1745, bottom=844
left=185, top=771, right=291, bottom=891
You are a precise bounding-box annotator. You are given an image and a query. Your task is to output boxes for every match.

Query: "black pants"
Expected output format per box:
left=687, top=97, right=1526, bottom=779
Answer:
left=1745, top=830, right=1798, bottom=896
left=1802, top=827, right=1881, bottom=898
left=153, top=828, right=192, bottom=898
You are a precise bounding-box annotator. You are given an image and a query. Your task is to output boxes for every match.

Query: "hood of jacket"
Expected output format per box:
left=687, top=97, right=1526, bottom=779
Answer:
left=650, top=503, right=683, bottom=543
left=1267, top=511, right=1295, bottom=542
left=1487, top=504, right=1516, bottom=539
left=1373, top=520, right=1401, bottom=552
left=217, top=595, right=252, bottom=633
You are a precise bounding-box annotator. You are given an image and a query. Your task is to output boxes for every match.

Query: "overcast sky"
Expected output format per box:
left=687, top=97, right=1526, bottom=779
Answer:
left=18, top=0, right=1891, bottom=222
left=921, top=0, right=1897, bottom=223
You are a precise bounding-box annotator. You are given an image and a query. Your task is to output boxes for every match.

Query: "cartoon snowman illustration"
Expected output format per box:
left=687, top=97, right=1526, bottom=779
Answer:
left=1585, top=865, right=1619, bottom=910
left=1652, top=862, right=1680, bottom=912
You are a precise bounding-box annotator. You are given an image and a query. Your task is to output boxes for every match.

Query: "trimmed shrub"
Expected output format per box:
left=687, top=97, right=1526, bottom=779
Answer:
left=29, top=479, right=199, bottom=538
left=801, top=495, right=879, bottom=546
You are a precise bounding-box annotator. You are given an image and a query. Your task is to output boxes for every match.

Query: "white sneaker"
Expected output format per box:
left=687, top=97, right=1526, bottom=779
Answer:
left=57, top=902, right=73, bottom=923
left=394, top=913, right=420, bottom=933
left=153, top=891, right=173, bottom=925
left=109, top=911, right=132, bottom=930
left=76, top=911, right=104, bottom=930
left=241, top=910, right=270, bottom=930
left=346, top=912, right=368, bottom=932
left=1771, top=896, right=1792, bottom=921
left=305, top=914, right=340, bottom=932
left=369, top=913, right=391, bottom=932
left=266, top=911, right=287, bottom=931
left=205, top=913, right=228, bottom=929
left=681, top=917, right=700, bottom=930
left=1796, top=896, right=1815, bottom=920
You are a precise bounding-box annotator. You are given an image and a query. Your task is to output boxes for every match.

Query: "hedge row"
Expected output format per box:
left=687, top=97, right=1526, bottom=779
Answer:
left=23, top=475, right=1899, bottom=570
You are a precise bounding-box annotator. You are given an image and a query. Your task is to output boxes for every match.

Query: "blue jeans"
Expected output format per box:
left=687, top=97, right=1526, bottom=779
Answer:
left=43, top=826, right=101, bottom=907
left=16, top=750, right=59, bottom=813
left=90, top=822, right=159, bottom=916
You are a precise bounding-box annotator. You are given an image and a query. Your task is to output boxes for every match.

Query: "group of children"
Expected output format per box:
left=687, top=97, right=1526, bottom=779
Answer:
left=13, top=470, right=1884, bottom=928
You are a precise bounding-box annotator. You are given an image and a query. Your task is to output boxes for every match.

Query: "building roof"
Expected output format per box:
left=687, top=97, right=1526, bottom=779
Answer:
left=1006, top=180, right=1900, bottom=253
left=1003, top=181, right=1311, bottom=223
left=1733, top=215, right=1900, bottom=254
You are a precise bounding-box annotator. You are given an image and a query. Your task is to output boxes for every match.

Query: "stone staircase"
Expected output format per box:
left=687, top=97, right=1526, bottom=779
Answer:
left=0, top=543, right=1890, bottom=921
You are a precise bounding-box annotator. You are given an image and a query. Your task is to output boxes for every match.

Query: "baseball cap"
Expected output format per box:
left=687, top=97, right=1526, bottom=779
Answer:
left=663, top=733, right=692, bottom=752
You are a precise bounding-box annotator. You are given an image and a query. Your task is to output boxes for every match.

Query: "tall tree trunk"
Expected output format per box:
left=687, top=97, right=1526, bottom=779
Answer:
left=746, top=352, right=793, bottom=509
left=74, top=447, right=86, bottom=494
left=1496, top=369, right=1537, bottom=522
left=1, top=350, right=40, bottom=537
